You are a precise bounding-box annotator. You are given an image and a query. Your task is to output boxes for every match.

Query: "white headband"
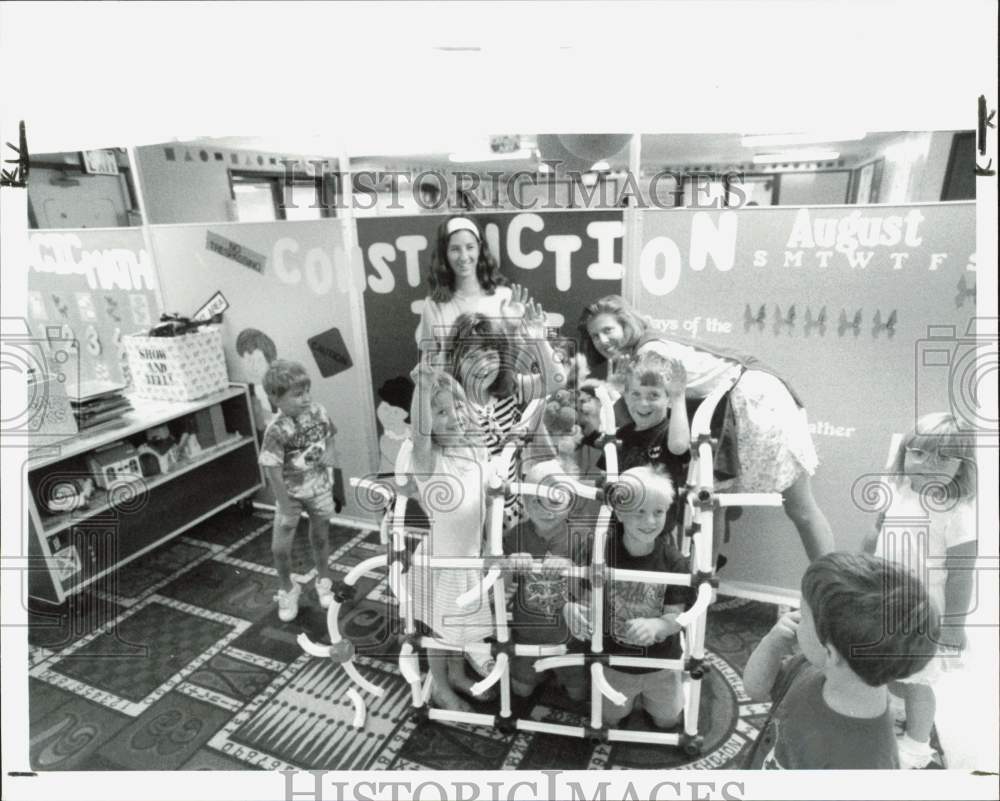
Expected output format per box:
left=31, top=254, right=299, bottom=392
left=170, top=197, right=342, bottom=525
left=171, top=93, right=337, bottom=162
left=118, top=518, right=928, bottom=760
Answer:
left=446, top=216, right=480, bottom=240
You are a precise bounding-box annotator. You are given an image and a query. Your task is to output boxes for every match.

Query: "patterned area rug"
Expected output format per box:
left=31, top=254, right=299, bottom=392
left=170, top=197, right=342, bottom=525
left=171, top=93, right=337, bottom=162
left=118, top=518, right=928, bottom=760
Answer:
left=27, top=506, right=945, bottom=770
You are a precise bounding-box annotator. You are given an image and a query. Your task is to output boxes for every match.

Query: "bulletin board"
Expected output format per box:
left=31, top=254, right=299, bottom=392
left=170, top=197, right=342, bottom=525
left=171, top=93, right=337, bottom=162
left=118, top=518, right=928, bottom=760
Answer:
left=26, top=227, right=163, bottom=391
left=626, top=202, right=978, bottom=597
left=356, top=210, right=624, bottom=472
left=148, top=219, right=377, bottom=521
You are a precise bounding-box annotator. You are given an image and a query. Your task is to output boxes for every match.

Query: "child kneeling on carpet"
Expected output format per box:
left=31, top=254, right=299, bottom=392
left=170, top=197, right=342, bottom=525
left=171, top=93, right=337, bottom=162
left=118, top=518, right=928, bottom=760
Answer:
left=564, top=465, right=692, bottom=729
left=742, top=552, right=938, bottom=769
left=259, top=360, right=338, bottom=622
left=503, top=459, right=592, bottom=701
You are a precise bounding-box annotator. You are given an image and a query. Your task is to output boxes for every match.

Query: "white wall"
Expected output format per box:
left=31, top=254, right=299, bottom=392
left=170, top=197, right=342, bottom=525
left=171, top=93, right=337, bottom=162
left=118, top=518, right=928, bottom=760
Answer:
left=135, top=142, right=338, bottom=224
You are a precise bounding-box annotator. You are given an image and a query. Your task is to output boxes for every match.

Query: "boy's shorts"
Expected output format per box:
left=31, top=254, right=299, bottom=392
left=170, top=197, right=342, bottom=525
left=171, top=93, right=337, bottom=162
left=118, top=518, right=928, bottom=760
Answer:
left=510, top=655, right=587, bottom=696
left=275, top=489, right=335, bottom=528
left=602, top=667, right=681, bottom=724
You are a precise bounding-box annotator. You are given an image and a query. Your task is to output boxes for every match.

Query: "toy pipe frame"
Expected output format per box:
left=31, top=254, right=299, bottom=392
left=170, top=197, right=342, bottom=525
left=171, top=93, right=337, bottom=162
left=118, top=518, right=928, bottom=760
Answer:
left=307, top=381, right=785, bottom=751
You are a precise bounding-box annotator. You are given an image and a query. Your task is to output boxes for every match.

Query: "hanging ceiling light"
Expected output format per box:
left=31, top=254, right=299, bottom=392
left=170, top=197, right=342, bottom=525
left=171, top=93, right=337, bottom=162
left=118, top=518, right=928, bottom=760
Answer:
left=742, top=132, right=865, bottom=147
left=753, top=149, right=840, bottom=164
left=448, top=148, right=534, bottom=163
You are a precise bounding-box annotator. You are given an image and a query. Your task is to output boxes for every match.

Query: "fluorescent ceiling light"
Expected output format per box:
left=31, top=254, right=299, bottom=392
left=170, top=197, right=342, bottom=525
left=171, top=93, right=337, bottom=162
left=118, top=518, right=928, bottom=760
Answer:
left=753, top=150, right=840, bottom=164
left=742, top=132, right=865, bottom=148
left=448, top=148, right=534, bottom=163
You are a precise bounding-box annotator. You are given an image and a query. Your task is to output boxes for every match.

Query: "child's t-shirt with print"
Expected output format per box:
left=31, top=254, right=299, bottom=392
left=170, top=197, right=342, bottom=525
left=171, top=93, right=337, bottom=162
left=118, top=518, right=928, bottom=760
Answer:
left=503, top=519, right=592, bottom=646
left=601, top=525, right=692, bottom=670
left=744, top=653, right=899, bottom=769
left=601, top=418, right=690, bottom=536
left=259, top=401, right=336, bottom=499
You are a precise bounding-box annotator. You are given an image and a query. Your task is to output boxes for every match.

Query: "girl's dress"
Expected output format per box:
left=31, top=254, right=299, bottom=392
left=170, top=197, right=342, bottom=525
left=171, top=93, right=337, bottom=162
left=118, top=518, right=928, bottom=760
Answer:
left=874, top=481, right=976, bottom=683
left=410, top=447, right=495, bottom=645
left=471, top=391, right=524, bottom=529
left=414, top=286, right=514, bottom=352
left=637, top=336, right=818, bottom=492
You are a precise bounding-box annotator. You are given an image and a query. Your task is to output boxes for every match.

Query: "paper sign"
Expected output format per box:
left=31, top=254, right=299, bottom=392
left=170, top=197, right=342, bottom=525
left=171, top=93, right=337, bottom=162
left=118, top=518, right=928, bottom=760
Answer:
left=193, top=290, right=231, bottom=321
left=206, top=231, right=265, bottom=273
left=307, top=327, right=353, bottom=378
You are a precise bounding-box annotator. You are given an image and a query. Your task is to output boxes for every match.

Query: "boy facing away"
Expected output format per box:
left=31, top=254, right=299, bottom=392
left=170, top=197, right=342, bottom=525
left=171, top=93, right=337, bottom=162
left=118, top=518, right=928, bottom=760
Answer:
left=743, top=551, right=939, bottom=769
left=259, top=360, right=338, bottom=621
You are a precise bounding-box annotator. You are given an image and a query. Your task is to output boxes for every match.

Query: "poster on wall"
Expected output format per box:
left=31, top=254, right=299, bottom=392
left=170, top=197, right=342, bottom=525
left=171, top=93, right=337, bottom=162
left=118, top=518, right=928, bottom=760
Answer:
left=149, top=219, right=375, bottom=520
left=27, top=228, right=163, bottom=392
left=357, top=210, right=624, bottom=473
left=626, top=202, right=978, bottom=595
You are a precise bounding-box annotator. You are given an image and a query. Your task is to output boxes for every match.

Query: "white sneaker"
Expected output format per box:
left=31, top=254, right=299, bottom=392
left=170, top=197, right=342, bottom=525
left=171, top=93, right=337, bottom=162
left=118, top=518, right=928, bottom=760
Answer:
left=316, top=577, right=334, bottom=609
left=897, top=734, right=935, bottom=769
left=275, top=582, right=301, bottom=622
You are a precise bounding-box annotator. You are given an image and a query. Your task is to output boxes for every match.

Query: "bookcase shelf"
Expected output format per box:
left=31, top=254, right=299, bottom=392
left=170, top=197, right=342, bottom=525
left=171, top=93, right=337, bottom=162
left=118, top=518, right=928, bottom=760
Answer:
left=26, top=384, right=263, bottom=604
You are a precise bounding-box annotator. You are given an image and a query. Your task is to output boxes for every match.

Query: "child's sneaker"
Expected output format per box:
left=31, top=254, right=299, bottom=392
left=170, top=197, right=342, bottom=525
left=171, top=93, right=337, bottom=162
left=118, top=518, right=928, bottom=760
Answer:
left=275, top=582, right=301, bottom=622
left=896, top=733, right=935, bottom=769
left=316, top=577, right=334, bottom=609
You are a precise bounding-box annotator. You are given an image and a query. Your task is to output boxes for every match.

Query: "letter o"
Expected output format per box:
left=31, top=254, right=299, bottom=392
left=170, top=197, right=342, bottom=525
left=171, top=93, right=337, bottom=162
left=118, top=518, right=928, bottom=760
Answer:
left=305, top=248, right=334, bottom=295
left=639, top=237, right=682, bottom=296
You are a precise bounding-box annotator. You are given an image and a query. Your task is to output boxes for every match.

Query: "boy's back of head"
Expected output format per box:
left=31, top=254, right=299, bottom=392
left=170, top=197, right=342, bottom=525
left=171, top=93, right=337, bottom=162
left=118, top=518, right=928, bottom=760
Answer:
left=802, top=551, right=939, bottom=687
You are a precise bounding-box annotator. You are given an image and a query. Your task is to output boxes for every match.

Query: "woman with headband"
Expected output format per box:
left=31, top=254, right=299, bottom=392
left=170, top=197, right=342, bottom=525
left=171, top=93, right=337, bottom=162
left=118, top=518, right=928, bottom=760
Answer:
left=415, top=215, right=513, bottom=354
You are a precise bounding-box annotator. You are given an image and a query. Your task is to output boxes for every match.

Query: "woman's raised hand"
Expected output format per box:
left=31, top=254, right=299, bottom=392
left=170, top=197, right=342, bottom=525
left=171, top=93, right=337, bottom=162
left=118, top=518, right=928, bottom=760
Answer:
left=501, top=283, right=531, bottom=319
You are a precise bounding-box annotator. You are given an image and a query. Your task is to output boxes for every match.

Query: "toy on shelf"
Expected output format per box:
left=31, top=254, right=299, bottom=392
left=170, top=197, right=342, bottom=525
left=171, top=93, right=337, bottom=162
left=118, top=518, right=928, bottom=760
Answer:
left=86, top=441, right=141, bottom=488
left=136, top=424, right=178, bottom=477
left=41, top=477, right=95, bottom=514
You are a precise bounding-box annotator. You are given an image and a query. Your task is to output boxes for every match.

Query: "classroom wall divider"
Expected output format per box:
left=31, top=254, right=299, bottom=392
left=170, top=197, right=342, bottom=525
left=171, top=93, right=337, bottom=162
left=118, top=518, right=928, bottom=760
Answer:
left=624, top=201, right=978, bottom=595
left=23, top=197, right=978, bottom=595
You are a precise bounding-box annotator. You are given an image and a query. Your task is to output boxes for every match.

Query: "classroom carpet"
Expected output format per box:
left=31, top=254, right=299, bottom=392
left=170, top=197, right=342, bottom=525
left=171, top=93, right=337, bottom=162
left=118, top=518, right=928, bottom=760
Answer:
left=27, top=506, right=945, bottom=771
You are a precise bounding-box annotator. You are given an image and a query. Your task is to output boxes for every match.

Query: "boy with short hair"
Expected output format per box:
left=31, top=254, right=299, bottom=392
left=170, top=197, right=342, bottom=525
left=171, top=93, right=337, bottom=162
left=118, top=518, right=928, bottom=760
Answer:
left=504, top=460, right=592, bottom=701
left=259, top=359, right=338, bottom=621
left=600, top=353, right=690, bottom=536
left=563, top=464, right=692, bottom=729
left=742, top=551, right=939, bottom=769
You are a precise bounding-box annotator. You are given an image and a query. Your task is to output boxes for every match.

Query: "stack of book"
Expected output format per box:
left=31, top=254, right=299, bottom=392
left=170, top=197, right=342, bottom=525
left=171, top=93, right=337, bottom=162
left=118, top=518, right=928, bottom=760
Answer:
left=68, top=381, right=133, bottom=433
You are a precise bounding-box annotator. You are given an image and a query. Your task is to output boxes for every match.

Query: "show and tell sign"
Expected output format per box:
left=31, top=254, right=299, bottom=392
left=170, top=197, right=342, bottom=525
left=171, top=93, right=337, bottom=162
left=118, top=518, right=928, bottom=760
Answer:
left=627, top=202, right=978, bottom=595
left=357, top=211, right=624, bottom=474
left=149, top=219, right=374, bottom=520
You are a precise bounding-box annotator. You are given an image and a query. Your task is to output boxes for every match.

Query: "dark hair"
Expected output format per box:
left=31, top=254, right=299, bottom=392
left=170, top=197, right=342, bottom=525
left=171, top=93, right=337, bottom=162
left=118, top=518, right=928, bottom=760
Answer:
left=262, top=359, right=310, bottom=399
left=427, top=215, right=508, bottom=303
left=378, top=376, right=414, bottom=423
left=446, top=313, right=518, bottom=400
left=235, top=328, right=277, bottom=363
left=577, top=295, right=649, bottom=367
left=801, top=552, right=939, bottom=687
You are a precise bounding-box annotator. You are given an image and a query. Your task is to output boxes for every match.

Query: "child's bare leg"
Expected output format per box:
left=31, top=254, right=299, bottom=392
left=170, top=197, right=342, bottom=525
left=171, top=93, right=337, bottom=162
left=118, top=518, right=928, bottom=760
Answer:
left=447, top=653, right=481, bottom=696
left=895, top=681, right=936, bottom=743
left=271, top=516, right=298, bottom=591
left=646, top=670, right=684, bottom=728
left=428, top=649, right=472, bottom=712
left=306, top=511, right=332, bottom=583
left=781, top=473, right=835, bottom=561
